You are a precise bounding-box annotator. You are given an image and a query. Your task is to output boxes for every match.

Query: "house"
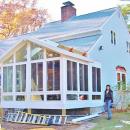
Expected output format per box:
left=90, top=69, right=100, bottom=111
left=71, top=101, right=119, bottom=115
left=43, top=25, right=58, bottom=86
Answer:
left=0, top=1, right=130, bottom=114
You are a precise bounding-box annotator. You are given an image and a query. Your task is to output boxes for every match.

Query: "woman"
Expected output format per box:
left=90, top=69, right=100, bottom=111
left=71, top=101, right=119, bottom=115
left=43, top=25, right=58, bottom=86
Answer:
left=104, top=84, right=113, bottom=120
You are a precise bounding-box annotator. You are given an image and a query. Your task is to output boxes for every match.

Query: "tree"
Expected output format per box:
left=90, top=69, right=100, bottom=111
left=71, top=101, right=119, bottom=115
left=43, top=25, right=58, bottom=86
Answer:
left=120, top=4, right=130, bottom=16
left=0, top=0, right=49, bottom=39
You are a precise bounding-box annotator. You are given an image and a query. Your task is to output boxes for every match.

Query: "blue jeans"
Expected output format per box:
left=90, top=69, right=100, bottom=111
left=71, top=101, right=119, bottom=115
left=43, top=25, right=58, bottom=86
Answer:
left=105, top=100, right=112, bottom=119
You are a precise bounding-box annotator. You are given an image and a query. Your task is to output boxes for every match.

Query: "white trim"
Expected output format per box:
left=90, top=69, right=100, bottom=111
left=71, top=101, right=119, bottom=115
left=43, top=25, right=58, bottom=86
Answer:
left=1, top=66, right=3, bottom=94
left=26, top=42, right=31, bottom=101
left=0, top=38, right=94, bottom=63
left=88, top=35, right=103, bottom=54
left=100, top=8, right=118, bottom=30
left=36, top=28, right=101, bottom=41
left=77, top=62, right=80, bottom=92
left=117, top=7, right=130, bottom=36
left=61, top=57, right=67, bottom=103
left=0, top=39, right=26, bottom=63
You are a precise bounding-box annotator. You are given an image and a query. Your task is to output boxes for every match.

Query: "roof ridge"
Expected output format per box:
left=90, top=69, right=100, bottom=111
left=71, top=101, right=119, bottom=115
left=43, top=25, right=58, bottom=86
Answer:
left=69, top=7, right=117, bottom=21
left=80, top=7, right=117, bottom=16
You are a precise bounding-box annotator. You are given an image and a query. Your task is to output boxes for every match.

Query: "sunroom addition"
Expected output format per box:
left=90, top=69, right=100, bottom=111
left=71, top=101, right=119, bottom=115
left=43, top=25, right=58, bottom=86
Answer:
left=0, top=38, right=102, bottom=110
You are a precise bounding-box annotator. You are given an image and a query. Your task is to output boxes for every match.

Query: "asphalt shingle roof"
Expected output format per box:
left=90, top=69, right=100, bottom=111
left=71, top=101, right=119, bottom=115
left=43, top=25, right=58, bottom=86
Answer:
left=0, top=8, right=117, bottom=57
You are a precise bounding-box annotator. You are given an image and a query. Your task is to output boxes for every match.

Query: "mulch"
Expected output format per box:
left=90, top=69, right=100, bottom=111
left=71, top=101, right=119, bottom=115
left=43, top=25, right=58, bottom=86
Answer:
left=1, top=121, right=95, bottom=130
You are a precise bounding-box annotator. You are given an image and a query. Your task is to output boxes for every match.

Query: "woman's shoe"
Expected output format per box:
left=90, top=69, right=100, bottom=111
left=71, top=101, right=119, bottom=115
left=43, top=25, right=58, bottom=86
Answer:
left=107, top=117, right=111, bottom=120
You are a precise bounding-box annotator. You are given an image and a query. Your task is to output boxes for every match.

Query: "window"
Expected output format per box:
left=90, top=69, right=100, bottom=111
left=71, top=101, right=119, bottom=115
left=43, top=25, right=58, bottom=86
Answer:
left=126, top=41, right=130, bottom=53
left=16, top=95, right=25, bottom=101
left=31, top=95, right=44, bottom=101
left=31, top=44, right=44, bottom=60
left=116, top=66, right=126, bottom=90
left=79, top=95, right=88, bottom=100
left=92, top=95, right=101, bottom=100
left=111, top=31, right=113, bottom=44
left=3, top=66, right=13, bottom=92
left=3, top=55, right=13, bottom=64
left=117, top=73, right=120, bottom=81
left=47, top=94, right=61, bottom=101
left=114, top=32, right=116, bottom=45
left=67, top=94, right=78, bottom=100
left=111, top=30, right=116, bottom=45
left=3, top=96, right=13, bottom=101
left=79, top=64, right=88, bottom=91
left=92, top=67, right=101, bottom=92
left=67, top=61, right=77, bottom=91
left=46, top=49, right=60, bottom=58
left=47, top=60, right=60, bottom=91
left=16, top=45, right=27, bottom=62
left=31, top=62, right=43, bottom=91
left=16, top=65, right=26, bottom=92
left=117, top=72, right=126, bottom=90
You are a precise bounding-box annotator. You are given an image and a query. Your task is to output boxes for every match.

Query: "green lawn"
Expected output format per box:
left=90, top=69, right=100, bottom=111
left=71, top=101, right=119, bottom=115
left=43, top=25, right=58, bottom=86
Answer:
left=91, top=113, right=130, bottom=130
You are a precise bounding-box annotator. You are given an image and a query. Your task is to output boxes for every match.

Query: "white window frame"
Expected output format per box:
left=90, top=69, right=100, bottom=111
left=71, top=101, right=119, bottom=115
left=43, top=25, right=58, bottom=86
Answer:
left=117, top=70, right=127, bottom=90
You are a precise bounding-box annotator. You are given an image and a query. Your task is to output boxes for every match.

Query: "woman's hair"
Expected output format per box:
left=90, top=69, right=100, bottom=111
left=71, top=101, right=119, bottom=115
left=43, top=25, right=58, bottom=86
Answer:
left=105, top=84, right=111, bottom=91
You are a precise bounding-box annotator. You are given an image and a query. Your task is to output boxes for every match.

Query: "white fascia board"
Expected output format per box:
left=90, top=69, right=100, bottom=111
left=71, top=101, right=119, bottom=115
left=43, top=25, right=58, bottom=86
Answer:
left=117, top=7, right=130, bottom=37
left=100, top=7, right=118, bottom=30
left=87, top=35, right=103, bottom=54
left=0, top=39, right=25, bottom=62
left=28, top=37, right=95, bottom=63
left=36, top=28, right=101, bottom=42
left=0, top=37, right=95, bottom=64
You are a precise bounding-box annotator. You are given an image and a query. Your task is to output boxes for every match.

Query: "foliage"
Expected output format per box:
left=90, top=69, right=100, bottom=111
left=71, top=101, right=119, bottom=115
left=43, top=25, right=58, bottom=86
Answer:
left=120, top=4, right=130, bottom=16
left=0, top=0, right=49, bottom=39
left=117, top=81, right=126, bottom=90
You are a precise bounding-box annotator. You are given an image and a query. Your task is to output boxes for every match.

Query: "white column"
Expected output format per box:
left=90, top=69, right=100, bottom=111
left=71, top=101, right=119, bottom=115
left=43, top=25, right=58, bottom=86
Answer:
left=88, top=64, right=92, bottom=100
left=60, top=57, right=67, bottom=108
left=26, top=41, right=31, bottom=102
left=13, top=53, right=16, bottom=101
left=43, top=48, right=47, bottom=101
left=1, top=65, right=3, bottom=103
left=77, top=62, right=80, bottom=101
left=100, top=66, right=103, bottom=102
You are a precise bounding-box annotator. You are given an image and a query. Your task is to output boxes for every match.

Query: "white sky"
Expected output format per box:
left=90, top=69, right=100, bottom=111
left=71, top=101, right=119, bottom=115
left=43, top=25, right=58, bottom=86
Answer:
left=37, top=0, right=130, bottom=21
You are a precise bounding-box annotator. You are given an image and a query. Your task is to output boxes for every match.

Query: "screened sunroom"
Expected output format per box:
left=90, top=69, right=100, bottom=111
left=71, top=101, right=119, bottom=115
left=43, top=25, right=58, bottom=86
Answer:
left=0, top=38, right=103, bottom=112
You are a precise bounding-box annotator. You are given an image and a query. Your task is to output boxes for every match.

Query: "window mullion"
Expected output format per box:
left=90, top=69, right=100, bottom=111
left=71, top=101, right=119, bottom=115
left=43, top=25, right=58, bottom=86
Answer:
left=83, top=65, right=85, bottom=91
left=7, top=67, right=9, bottom=92
left=96, top=68, right=97, bottom=92
left=20, top=66, right=22, bottom=92
left=36, top=63, right=38, bottom=91
left=71, top=62, right=73, bottom=91
left=52, top=61, right=55, bottom=91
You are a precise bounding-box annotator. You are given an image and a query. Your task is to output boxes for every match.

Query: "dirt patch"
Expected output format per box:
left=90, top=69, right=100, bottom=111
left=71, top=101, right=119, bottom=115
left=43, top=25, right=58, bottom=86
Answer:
left=1, top=121, right=96, bottom=130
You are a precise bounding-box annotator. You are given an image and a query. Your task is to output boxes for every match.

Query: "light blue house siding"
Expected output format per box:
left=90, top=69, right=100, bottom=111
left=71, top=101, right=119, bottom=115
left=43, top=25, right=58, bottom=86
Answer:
left=90, top=10, right=130, bottom=92
left=56, top=8, right=130, bottom=108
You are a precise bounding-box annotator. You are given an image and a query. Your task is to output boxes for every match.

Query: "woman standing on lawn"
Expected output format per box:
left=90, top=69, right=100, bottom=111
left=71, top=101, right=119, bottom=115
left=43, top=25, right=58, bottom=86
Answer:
left=104, top=84, right=113, bottom=120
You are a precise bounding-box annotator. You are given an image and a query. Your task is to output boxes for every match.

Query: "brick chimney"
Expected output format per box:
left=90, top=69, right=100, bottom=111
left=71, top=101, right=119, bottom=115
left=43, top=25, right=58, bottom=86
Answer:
left=61, top=1, right=76, bottom=22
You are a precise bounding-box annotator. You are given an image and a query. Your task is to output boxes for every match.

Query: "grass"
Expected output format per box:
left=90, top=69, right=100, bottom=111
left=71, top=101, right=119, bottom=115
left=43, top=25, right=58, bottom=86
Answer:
left=91, top=112, right=130, bottom=130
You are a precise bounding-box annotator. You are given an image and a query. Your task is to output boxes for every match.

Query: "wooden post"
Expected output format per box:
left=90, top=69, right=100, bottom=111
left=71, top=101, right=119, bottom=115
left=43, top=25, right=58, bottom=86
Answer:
left=27, top=109, right=32, bottom=114
left=62, top=109, right=66, bottom=115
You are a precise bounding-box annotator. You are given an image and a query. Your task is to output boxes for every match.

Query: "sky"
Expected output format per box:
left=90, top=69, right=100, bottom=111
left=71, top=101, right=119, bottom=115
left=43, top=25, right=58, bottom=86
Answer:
left=37, top=0, right=130, bottom=21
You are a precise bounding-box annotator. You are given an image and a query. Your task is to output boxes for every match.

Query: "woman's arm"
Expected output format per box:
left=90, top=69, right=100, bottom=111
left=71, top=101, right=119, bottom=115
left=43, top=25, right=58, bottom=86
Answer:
left=111, top=91, right=113, bottom=103
left=104, top=91, right=106, bottom=102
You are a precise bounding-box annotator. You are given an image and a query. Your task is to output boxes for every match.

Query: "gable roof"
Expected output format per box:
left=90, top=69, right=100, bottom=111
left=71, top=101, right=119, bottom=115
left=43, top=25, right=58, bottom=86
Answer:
left=0, top=7, right=117, bottom=58
left=0, top=38, right=94, bottom=63
left=33, top=7, right=116, bottom=39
